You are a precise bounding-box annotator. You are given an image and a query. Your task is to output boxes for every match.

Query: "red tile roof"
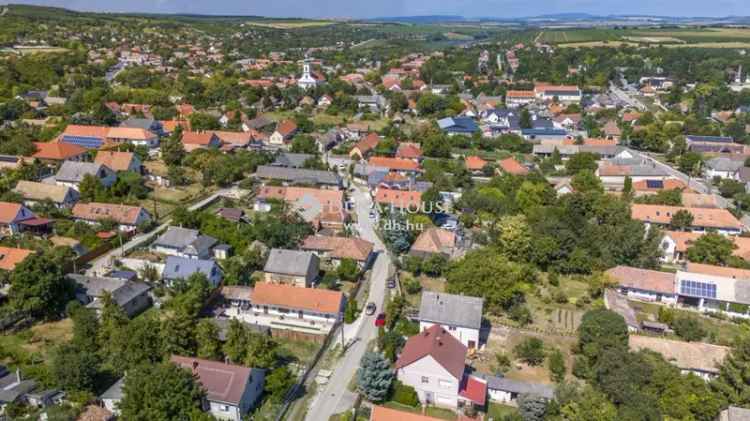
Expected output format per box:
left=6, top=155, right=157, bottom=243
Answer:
left=632, top=179, right=687, bottom=191
left=0, top=246, right=34, bottom=271
left=605, top=265, right=676, bottom=295
left=72, top=202, right=147, bottom=226
left=498, top=157, right=528, bottom=175
left=375, top=188, right=422, bottom=209
left=465, top=156, right=488, bottom=171
left=630, top=204, right=742, bottom=230
left=371, top=406, right=443, bottom=421
left=94, top=151, right=137, bottom=172
left=368, top=157, right=420, bottom=172
left=685, top=262, right=750, bottom=280
left=459, top=375, right=487, bottom=406
left=252, top=282, right=344, bottom=314
left=170, top=355, right=254, bottom=405
left=395, top=324, right=467, bottom=380
left=182, top=131, right=219, bottom=145
left=301, top=235, right=373, bottom=262
left=396, top=142, right=422, bottom=159
left=276, top=120, right=298, bottom=137
left=32, top=142, right=87, bottom=161
left=506, top=90, right=535, bottom=98
left=0, top=202, right=30, bottom=224
left=410, top=228, right=455, bottom=255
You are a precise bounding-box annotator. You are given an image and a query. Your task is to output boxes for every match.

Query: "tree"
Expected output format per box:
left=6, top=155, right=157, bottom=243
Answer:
left=571, top=170, right=603, bottom=194
left=195, top=319, right=222, bottom=360
left=678, top=152, right=703, bottom=176
left=670, top=209, right=694, bottom=231
left=622, top=176, right=633, bottom=201
left=50, top=343, right=100, bottom=392
left=264, top=366, right=295, bottom=403
left=548, top=348, right=566, bottom=383
left=356, top=352, right=393, bottom=402
left=162, top=126, right=186, bottom=166
left=514, top=337, right=545, bottom=366
left=70, top=304, right=100, bottom=354
left=290, top=135, right=318, bottom=154
left=565, top=152, right=599, bottom=175
left=713, top=334, right=750, bottom=406
left=672, top=316, right=706, bottom=342
left=9, top=252, right=74, bottom=319
left=520, top=108, right=532, bottom=129
left=495, top=214, right=533, bottom=261
left=337, top=258, right=359, bottom=282
left=686, top=232, right=736, bottom=265
left=518, top=393, right=548, bottom=421
left=119, top=362, right=206, bottom=421
left=577, top=310, right=628, bottom=368
left=558, top=386, right=618, bottom=421
left=78, top=173, right=102, bottom=202
left=344, top=298, right=358, bottom=324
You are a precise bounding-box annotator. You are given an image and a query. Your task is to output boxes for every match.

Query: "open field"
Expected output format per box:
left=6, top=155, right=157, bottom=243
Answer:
left=542, top=27, right=750, bottom=47
left=245, top=20, right=334, bottom=29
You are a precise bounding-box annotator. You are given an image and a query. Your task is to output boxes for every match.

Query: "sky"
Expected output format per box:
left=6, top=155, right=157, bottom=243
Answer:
left=5, top=0, right=750, bottom=18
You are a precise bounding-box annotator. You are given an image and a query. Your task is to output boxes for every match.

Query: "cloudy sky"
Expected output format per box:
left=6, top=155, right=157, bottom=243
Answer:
left=6, top=0, right=750, bottom=18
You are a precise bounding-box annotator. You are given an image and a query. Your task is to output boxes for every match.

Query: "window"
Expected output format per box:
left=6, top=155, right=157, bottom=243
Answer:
left=421, top=376, right=429, bottom=384
left=680, top=280, right=717, bottom=299
left=438, top=379, right=452, bottom=388
left=448, top=326, right=456, bottom=331
left=222, top=405, right=229, bottom=412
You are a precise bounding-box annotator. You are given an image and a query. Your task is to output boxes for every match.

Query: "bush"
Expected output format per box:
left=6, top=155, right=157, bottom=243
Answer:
left=509, top=304, right=533, bottom=326
left=494, top=352, right=511, bottom=374
left=514, top=337, right=545, bottom=366
left=391, top=381, right=419, bottom=407
left=403, top=276, right=422, bottom=295
left=344, top=299, right=358, bottom=324
left=553, top=289, right=568, bottom=304
left=672, top=316, right=706, bottom=342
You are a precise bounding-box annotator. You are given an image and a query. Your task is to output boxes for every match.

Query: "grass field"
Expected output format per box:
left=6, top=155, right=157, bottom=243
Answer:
left=245, top=20, right=334, bottom=29
left=542, top=27, right=750, bottom=47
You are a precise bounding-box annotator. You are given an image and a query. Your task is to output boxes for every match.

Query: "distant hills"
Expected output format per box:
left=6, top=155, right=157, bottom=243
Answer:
left=365, top=13, right=750, bottom=26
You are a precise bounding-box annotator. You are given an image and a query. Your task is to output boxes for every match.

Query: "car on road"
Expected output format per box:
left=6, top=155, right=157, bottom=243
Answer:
left=387, top=278, right=396, bottom=289
left=375, top=313, right=386, bottom=327
left=369, top=210, right=376, bottom=219
left=365, top=302, right=376, bottom=315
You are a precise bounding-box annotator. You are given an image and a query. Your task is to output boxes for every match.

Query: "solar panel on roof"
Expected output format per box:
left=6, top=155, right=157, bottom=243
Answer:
left=646, top=180, right=664, bottom=189
left=61, top=136, right=103, bottom=149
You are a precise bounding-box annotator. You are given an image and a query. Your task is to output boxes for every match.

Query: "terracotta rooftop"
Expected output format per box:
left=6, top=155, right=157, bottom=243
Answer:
left=506, top=90, right=535, bottom=98
left=94, top=151, right=137, bottom=172
left=182, top=131, right=218, bottom=145
left=605, top=265, right=676, bottom=295
left=275, top=119, right=298, bottom=137
left=632, top=178, right=687, bottom=191
left=0, top=202, right=29, bottom=224
left=465, top=155, right=488, bottom=171
left=630, top=204, right=742, bottom=230
left=396, top=324, right=467, bottom=380
left=498, top=157, right=528, bottom=175
left=352, top=133, right=380, bottom=155
left=396, top=142, right=422, bottom=159
left=410, top=228, right=456, bottom=255
left=685, top=262, right=750, bottom=280
left=371, top=406, right=443, bottom=421
left=368, top=157, right=421, bottom=172
left=72, top=202, right=147, bottom=226
left=301, top=235, right=373, bottom=262
left=0, top=246, right=34, bottom=271
left=32, top=141, right=87, bottom=160
left=662, top=230, right=702, bottom=253
left=252, top=282, right=344, bottom=314
left=170, top=355, right=254, bottom=405
left=375, top=188, right=422, bottom=209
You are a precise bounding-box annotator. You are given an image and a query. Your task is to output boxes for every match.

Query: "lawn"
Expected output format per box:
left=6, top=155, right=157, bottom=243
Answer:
left=275, top=337, right=322, bottom=367
left=488, top=402, right=519, bottom=419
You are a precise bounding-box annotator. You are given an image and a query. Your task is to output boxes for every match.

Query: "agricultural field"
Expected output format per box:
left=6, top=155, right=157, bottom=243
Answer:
left=537, top=28, right=619, bottom=44
left=245, top=19, right=334, bottom=29
left=541, top=27, right=750, bottom=47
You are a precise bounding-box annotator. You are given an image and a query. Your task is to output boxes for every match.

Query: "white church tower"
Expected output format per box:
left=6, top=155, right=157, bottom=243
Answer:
left=297, top=56, right=319, bottom=90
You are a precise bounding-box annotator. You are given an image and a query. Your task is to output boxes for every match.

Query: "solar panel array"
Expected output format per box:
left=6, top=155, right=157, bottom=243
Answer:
left=680, top=280, right=717, bottom=299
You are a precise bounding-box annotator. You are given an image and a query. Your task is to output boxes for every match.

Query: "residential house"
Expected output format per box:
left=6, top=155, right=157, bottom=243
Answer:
left=13, top=180, right=79, bottom=208
left=505, top=90, right=535, bottom=107
left=211, top=131, right=254, bottom=151
left=120, top=117, right=163, bottom=136
left=534, top=83, right=582, bottom=103
left=68, top=274, right=151, bottom=317
left=368, top=157, right=421, bottom=175
left=0, top=366, right=38, bottom=411
left=629, top=335, right=728, bottom=381
left=263, top=249, right=320, bottom=287
left=355, top=95, right=388, bottom=113
left=254, top=166, right=341, bottom=189
left=417, top=291, right=483, bottom=349
left=597, top=158, right=672, bottom=186
left=676, top=263, right=750, bottom=318
left=465, top=156, right=489, bottom=174
left=181, top=131, right=222, bottom=152
left=705, top=157, right=744, bottom=180
left=152, top=227, right=220, bottom=260
left=605, top=265, right=678, bottom=304
left=71, top=202, right=151, bottom=232
left=603, top=120, right=622, bottom=140
left=409, top=228, right=456, bottom=259
left=272, top=152, right=315, bottom=169
left=498, top=157, right=528, bottom=176
left=255, top=186, right=345, bottom=229
left=214, top=208, right=247, bottom=224
left=171, top=356, right=265, bottom=421
left=0, top=202, right=45, bottom=237
left=100, top=378, right=124, bottom=415
left=55, top=161, right=116, bottom=190
left=349, top=133, right=381, bottom=160
left=94, top=151, right=142, bottom=173
left=0, top=155, right=27, bottom=171
left=163, top=256, right=223, bottom=287
left=718, top=407, right=750, bottom=421
left=301, top=235, right=373, bottom=268
left=630, top=204, right=743, bottom=235
left=269, top=120, right=298, bottom=145
left=0, top=247, right=34, bottom=271
left=482, top=375, right=554, bottom=405
left=659, top=230, right=702, bottom=263
left=57, top=124, right=110, bottom=149
left=106, top=127, right=159, bottom=148
left=248, top=282, right=345, bottom=334
left=438, top=117, right=479, bottom=136
left=395, top=325, right=486, bottom=409
left=632, top=178, right=688, bottom=195
left=396, top=142, right=423, bottom=161
left=31, top=142, right=87, bottom=164
left=375, top=188, right=422, bottom=210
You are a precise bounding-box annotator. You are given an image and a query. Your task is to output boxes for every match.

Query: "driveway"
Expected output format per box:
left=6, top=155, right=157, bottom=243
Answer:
left=303, top=186, right=393, bottom=421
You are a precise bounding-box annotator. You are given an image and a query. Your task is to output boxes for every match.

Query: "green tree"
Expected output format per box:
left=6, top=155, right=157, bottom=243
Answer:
left=565, top=152, right=599, bottom=175
left=195, top=319, right=222, bottom=360
left=78, top=173, right=102, bottom=202
left=290, top=135, right=318, bottom=154
left=577, top=310, right=628, bottom=370
left=712, top=334, right=750, bottom=407
left=344, top=298, right=358, bottom=324
left=548, top=348, right=566, bottom=383
left=686, top=232, right=736, bottom=265
left=495, top=214, right=533, bottom=261
left=162, top=126, right=186, bottom=166
left=670, top=209, right=694, bottom=231
left=337, top=258, right=359, bottom=282
left=678, top=152, right=703, bottom=176
left=520, top=108, right=532, bottom=129
left=69, top=304, right=100, bottom=354
left=558, top=386, right=618, bottom=421
left=514, top=337, right=545, bottom=366
left=571, top=170, right=603, bottom=194
left=672, top=316, right=706, bottom=342
left=264, top=366, right=295, bottom=403
left=9, top=252, right=74, bottom=320
left=518, top=393, right=548, bottom=421
left=356, top=352, right=393, bottom=402
left=622, top=176, right=634, bottom=201
left=119, top=362, right=206, bottom=421
left=50, top=343, right=100, bottom=392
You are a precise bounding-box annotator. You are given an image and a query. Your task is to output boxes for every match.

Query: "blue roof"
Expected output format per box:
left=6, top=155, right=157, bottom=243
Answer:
left=645, top=180, right=664, bottom=189
left=522, top=128, right=567, bottom=136
left=686, top=135, right=733, bottom=143
left=438, top=117, right=479, bottom=133
left=163, top=256, right=221, bottom=280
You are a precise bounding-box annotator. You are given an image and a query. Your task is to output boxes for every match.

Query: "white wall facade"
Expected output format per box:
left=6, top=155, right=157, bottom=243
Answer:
left=419, top=321, right=479, bottom=350
left=397, top=356, right=460, bottom=409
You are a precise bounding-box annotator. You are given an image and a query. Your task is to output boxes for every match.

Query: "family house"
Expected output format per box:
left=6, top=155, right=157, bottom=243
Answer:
left=300, top=235, right=373, bottom=268
left=181, top=131, right=222, bottom=152
left=659, top=230, right=702, bottom=263
left=254, top=166, right=342, bottom=189
left=249, top=282, right=345, bottom=334
left=163, top=256, right=223, bottom=287
left=255, top=186, right=345, bottom=229
left=152, top=227, right=220, bottom=260
left=0, top=247, right=34, bottom=271
left=630, top=204, right=743, bottom=235
left=94, top=151, right=142, bottom=173
left=263, top=249, right=319, bottom=287
left=368, top=157, right=421, bottom=175
left=349, top=133, right=381, bottom=160
left=375, top=188, right=422, bottom=210
left=55, top=161, right=117, bottom=190
left=171, top=356, right=265, bottom=421
left=31, top=142, right=87, bottom=164
left=269, top=120, right=298, bottom=145
left=438, top=117, right=479, bottom=136
left=417, top=291, right=483, bottom=350
left=395, top=325, right=486, bottom=409
left=505, top=90, right=535, bottom=107
left=704, top=157, right=744, bottom=180
left=676, top=263, right=750, bottom=318
left=71, top=202, right=151, bottom=232
left=605, top=265, right=678, bottom=304
left=0, top=202, right=46, bottom=237
left=13, top=181, right=79, bottom=208
left=629, top=335, right=729, bottom=381
left=68, top=274, right=151, bottom=318
left=409, top=228, right=456, bottom=259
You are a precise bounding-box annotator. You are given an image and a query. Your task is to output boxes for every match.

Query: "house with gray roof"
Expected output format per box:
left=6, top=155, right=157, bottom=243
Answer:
left=481, top=375, right=555, bottom=405
left=100, top=378, right=124, bottom=415
left=705, top=157, right=745, bottom=180
left=255, top=165, right=341, bottom=189
left=263, top=248, right=320, bottom=287
left=152, top=226, right=220, bottom=260
left=0, top=366, right=37, bottom=409
left=55, top=161, right=116, bottom=190
left=417, top=291, right=484, bottom=349
left=163, top=256, right=223, bottom=288
left=121, top=117, right=163, bottom=136
left=272, top=152, right=316, bottom=169
left=68, top=274, right=152, bottom=318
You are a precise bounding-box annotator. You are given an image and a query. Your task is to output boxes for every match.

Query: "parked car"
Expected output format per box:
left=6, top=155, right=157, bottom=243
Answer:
left=369, top=210, right=376, bottom=219
left=387, top=278, right=396, bottom=289
left=365, top=302, right=376, bottom=315
left=375, top=313, right=386, bottom=327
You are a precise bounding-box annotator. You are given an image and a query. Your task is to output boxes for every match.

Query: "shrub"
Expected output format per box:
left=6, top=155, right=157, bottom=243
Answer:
left=403, top=276, right=422, bottom=295
left=514, top=337, right=545, bottom=366
left=553, top=289, right=568, bottom=304
left=495, top=352, right=511, bottom=374
left=509, top=304, right=533, bottom=326
left=672, top=316, right=706, bottom=342
left=391, top=381, right=419, bottom=407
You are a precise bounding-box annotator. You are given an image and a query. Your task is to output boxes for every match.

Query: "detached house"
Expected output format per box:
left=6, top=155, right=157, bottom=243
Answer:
left=263, top=249, right=319, bottom=287
left=31, top=142, right=87, bottom=164
left=606, top=265, right=678, bottom=304
left=349, top=133, right=380, bottom=160
left=94, top=151, right=142, bottom=173
left=0, top=202, right=46, bottom=237
left=68, top=274, right=151, bottom=317
left=0, top=247, right=34, bottom=271
left=301, top=235, right=374, bottom=268
left=249, top=282, right=345, bottom=334
left=171, top=356, right=265, bottom=421
left=71, top=202, right=151, bottom=232
left=163, top=256, right=223, bottom=287
left=152, top=227, right=220, bottom=260
left=409, top=228, right=456, bottom=259
left=417, top=291, right=483, bottom=349
left=181, top=131, right=222, bottom=152
left=13, top=181, right=79, bottom=208
left=269, top=120, right=298, bottom=145
left=55, top=161, right=116, bottom=190
left=631, top=204, right=743, bottom=235
left=375, top=188, right=422, bottom=210
left=396, top=325, right=486, bottom=410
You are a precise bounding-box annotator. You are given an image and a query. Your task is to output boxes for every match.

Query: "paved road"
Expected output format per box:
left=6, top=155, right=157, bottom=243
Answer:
left=86, top=186, right=245, bottom=276
left=304, top=186, right=392, bottom=421
left=610, top=82, right=648, bottom=112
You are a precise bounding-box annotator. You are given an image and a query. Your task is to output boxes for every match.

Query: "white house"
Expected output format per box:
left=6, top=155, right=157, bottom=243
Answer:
left=704, top=157, right=744, bottom=180
left=676, top=263, right=750, bottom=318
left=152, top=226, right=219, bottom=260
left=55, top=161, right=116, bottom=191
left=605, top=266, right=678, bottom=305
left=395, top=325, right=486, bottom=410
left=171, top=356, right=265, bottom=421
left=416, top=291, right=483, bottom=350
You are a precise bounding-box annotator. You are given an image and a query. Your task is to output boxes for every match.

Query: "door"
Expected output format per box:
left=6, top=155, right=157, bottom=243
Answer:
left=424, top=392, right=433, bottom=404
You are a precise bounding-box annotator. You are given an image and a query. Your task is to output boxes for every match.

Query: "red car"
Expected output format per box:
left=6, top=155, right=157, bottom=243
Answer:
left=375, top=313, right=386, bottom=327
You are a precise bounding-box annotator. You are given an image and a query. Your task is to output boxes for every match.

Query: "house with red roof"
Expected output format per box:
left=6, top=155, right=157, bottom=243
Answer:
left=170, top=356, right=265, bottom=421
left=497, top=157, right=528, bottom=176
left=0, top=202, right=50, bottom=237
left=269, top=120, right=298, bottom=145
left=32, top=142, right=88, bottom=164
left=464, top=156, right=489, bottom=173
left=375, top=188, right=422, bottom=210
left=349, top=133, right=381, bottom=160
left=181, top=131, right=222, bottom=152
left=396, top=325, right=486, bottom=409
left=395, top=142, right=423, bottom=161
left=368, top=157, right=421, bottom=174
